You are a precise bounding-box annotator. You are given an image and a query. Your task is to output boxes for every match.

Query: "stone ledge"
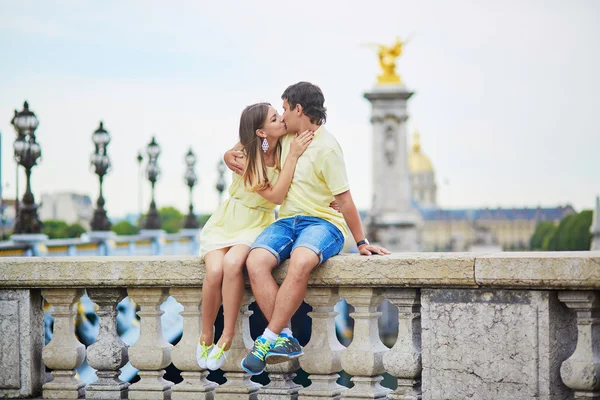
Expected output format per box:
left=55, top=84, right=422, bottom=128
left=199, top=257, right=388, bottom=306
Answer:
left=475, top=251, right=600, bottom=289
left=0, top=252, right=598, bottom=289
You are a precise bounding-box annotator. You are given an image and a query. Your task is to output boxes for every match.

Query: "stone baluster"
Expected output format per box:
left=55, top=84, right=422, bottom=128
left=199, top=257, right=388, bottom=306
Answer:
left=261, top=329, right=302, bottom=399
left=216, top=290, right=261, bottom=399
left=339, top=287, right=390, bottom=399
left=558, top=291, right=600, bottom=399
left=299, top=287, right=347, bottom=399
left=127, top=287, right=173, bottom=399
left=85, top=288, right=130, bottom=399
left=41, top=288, right=86, bottom=399
left=170, top=287, right=217, bottom=400
left=383, top=289, right=421, bottom=400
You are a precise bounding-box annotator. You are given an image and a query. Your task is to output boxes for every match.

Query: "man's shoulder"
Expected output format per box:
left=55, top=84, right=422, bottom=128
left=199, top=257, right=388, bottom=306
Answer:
left=317, top=126, right=343, bottom=153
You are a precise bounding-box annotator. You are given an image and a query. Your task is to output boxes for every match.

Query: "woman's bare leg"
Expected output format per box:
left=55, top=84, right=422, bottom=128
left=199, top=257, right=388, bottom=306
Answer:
left=200, top=248, right=228, bottom=345
left=218, top=244, right=251, bottom=350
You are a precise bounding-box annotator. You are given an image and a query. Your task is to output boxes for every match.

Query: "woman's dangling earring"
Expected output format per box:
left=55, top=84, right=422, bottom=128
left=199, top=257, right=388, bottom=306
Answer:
left=262, top=137, right=269, bottom=153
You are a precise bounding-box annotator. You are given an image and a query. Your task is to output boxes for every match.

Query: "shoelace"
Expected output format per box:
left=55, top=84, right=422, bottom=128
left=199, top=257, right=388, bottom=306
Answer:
left=199, top=342, right=212, bottom=359
left=251, top=339, right=272, bottom=361
left=210, top=343, right=227, bottom=360
left=274, top=336, right=290, bottom=348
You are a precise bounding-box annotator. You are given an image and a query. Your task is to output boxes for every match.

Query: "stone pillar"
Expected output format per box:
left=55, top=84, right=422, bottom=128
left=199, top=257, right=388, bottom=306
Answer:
left=127, top=287, right=173, bottom=400
left=558, top=291, right=600, bottom=399
left=339, top=287, right=390, bottom=399
left=383, top=289, right=421, bottom=400
left=85, top=288, right=130, bottom=399
left=299, top=288, right=347, bottom=399
left=364, top=86, right=421, bottom=252
left=170, top=287, right=217, bottom=400
left=0, top=289, right=44, bottom=398
left=216, top=290, right=261, bottom=399
left=41, top=288, right=86, bottom=399
left=260, top=360, right=302, bottom=400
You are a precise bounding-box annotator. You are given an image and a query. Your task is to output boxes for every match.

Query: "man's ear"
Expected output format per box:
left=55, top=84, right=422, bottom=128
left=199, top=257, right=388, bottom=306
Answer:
left=296, top=104, right=303, bottom=116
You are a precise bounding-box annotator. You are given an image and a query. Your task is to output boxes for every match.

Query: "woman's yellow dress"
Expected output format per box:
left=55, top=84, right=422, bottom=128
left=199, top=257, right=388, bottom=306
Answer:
left=199, top=167, right=278, bottom=259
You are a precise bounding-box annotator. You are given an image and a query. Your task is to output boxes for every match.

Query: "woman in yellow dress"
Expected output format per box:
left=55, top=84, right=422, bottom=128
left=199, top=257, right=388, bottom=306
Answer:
left=197, top=102, right=314, bottom=370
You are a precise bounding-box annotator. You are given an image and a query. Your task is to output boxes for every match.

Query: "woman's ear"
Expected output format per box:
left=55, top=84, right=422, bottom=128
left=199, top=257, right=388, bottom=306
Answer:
left=255, top=129, right=266, bottom=138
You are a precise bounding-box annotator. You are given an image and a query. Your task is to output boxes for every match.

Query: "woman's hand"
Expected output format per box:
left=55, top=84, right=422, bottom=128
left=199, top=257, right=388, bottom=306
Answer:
left=289, top=130, right=314, bottom=158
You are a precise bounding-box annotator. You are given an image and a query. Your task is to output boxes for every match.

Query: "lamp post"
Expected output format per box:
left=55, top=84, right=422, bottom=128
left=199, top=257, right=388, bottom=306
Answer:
left=90, top=121, right=112, bottom=231
left=137, top=151, right=143, bottom=219
left=11, top=101, right=43, bottom=234
left=142, top=136, right=161, bottom=230
left=216, top=159, right=226, bottom=206
left=183, top=148, right=200, bottom=229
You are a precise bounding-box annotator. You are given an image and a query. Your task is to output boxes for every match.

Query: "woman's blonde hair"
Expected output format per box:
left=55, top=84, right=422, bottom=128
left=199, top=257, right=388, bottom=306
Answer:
left=239, top=103, right=282, bottom=192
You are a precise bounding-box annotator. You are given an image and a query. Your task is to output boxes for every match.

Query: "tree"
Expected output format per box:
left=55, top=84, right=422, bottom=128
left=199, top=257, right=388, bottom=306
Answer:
left=43, top=220, right=87, bottom=239
left=112, top=220, right=139, bottom=236
left=542, top=211, right=593, bottom=251
left=67, top=223, right=86, bottom=238
left=159, top=206, right=184, bottom=234
left=530, top=221, right=557, bottom=250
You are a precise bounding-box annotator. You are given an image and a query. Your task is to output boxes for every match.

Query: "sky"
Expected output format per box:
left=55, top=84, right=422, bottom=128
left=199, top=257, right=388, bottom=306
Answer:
left=0, top=0, right=599, bottom=218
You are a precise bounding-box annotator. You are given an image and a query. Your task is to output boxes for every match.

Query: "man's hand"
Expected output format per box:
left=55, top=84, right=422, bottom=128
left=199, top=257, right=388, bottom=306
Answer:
left=329, top=200, right=341, bottom=212
left=224, top=149, right=246, bottom=175
left=358, top=244, right=391, bottom=256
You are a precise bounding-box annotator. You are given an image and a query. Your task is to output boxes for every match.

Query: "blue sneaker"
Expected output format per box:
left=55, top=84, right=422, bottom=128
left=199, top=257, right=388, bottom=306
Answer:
left=265, top=333, right=304, bottom=364
left=241, top=336, right=273, bottom=375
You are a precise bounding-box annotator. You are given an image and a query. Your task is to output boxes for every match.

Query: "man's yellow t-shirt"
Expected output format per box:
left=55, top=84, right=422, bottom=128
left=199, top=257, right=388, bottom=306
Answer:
left=279, top=125, right=350, bottom=238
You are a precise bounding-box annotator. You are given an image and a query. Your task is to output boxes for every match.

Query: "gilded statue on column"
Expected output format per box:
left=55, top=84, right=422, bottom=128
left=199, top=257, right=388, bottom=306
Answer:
left=366, top=37, right=408, bottom=85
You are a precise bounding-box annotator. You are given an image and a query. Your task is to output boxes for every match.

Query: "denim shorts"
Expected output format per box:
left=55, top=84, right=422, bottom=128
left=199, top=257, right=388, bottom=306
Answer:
left=250, top=216, right=344, bottom=265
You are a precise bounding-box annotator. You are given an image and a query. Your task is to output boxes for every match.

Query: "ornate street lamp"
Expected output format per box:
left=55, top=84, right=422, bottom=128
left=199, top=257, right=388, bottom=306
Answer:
left=143, top=136, right=161, bottom=230
left=90, top=121, right=112, bottom=231
left=11, top=101, right=43, bottom=234
left=216, top=159, right=227, bottom=205
left=183, top=148, right=200, bottom=229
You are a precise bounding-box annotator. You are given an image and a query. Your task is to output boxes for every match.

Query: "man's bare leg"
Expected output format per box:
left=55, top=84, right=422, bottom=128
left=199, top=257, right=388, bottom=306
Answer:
left=246, top=248, right=279, bottom=322
left=267, top=247, right=319, bottom=334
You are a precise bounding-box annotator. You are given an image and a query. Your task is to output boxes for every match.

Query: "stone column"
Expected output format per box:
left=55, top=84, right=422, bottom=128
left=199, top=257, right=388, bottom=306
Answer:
left=41, top=288, right=86, bottom=399
left=299, top=288, right=347, bottom=399
left=216, top=290, right=261, bottom=399
left=339, top=287, right=390, bottom=399
left=127, top=287, right=173, bottom=400
left=85, top=288, right=129, bottom=399
left=170, top=287, right=217, bottom=400
left=0, top=289, right=44, bottom=399
left=558, top=291, right=600, bottom=399
left=364, top=86, right=421, bottom=252
left=383, top=289, right=421, bottom=400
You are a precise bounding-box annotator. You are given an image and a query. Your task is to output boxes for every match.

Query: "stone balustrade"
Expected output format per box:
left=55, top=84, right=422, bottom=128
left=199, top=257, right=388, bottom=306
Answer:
left=0, top=252, right=599, bottom=399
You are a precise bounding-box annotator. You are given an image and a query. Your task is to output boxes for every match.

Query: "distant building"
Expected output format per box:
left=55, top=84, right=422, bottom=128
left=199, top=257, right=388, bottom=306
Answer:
left=408, top=129, right=437, bottom=208
left=407, top=129, right=576, bottom=250
left=38, top=192, right=94, bottom=230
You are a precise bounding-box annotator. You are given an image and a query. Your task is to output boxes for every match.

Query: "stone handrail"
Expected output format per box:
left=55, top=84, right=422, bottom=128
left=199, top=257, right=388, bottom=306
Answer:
left=1, top=252, right=599, bottom=399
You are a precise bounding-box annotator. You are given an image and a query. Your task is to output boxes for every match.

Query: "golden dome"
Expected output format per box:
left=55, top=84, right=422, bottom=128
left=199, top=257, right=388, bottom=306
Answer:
left=408, top=129, right=434, bottom=173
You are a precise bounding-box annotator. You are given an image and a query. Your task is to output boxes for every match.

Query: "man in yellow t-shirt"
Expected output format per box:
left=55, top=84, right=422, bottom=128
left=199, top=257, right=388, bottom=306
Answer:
left=225, top=82, right=390, bottom=375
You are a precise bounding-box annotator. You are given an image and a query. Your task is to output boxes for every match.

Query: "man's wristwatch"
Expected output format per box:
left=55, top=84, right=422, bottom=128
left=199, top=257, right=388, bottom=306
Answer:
left=356, top=238, right=370, bottom=247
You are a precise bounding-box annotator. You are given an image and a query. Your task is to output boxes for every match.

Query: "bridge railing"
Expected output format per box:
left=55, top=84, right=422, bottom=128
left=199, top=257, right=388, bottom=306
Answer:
left=0, top=252, right=599, bottom=399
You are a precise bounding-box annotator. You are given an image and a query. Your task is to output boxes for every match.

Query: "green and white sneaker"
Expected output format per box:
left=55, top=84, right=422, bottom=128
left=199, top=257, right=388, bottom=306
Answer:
left=206, top=342, right=230, bottom=371
left=196, top=340, right=213, bottom=369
